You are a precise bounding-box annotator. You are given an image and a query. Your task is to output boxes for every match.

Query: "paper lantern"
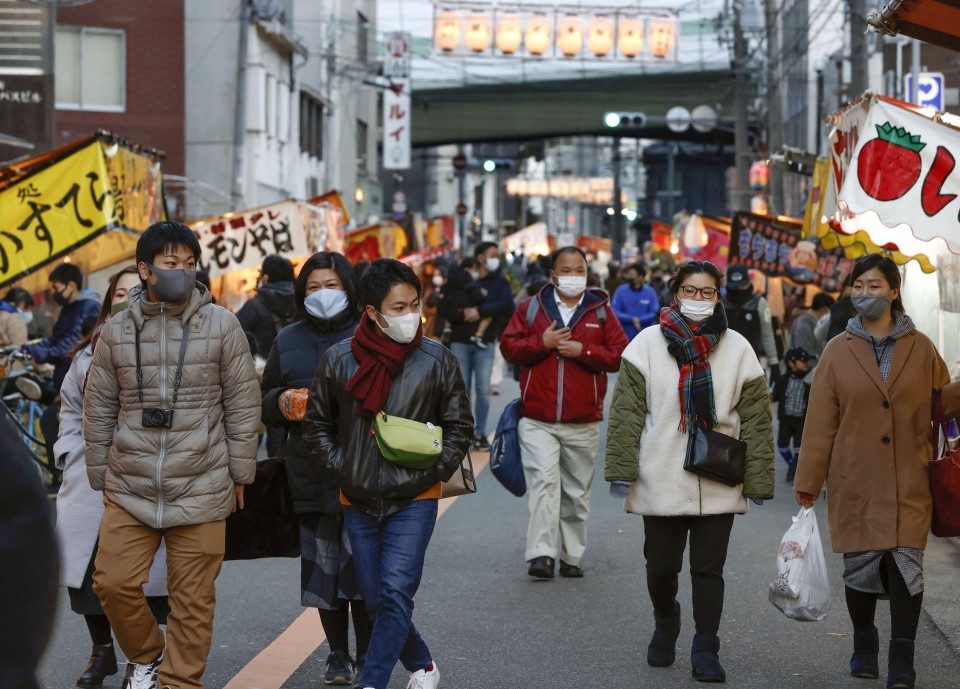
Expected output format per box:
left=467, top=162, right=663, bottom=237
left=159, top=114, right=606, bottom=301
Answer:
left=435, top=10, right=461, bottom=52
left=587, top=16, right=614, bottom=57
left=465, top=12, right=492, bottom=53
left=557, top=15, right=583, bottom=57
left=495, top=13, right=522, bottom=54
left=618, top=15, right=644, bottom=58
left=648, top=17, right=676, bottom=59
left=525, top=14, right=552, bottom=56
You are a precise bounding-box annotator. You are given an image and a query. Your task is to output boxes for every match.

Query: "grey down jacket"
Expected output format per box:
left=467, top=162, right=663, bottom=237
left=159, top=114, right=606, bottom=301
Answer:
left=84, top=284, right=260, bottom=529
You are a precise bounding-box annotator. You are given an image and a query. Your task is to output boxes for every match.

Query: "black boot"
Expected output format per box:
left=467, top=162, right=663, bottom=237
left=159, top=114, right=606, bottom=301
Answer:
left=887, top=638, right=916, bottom=689
left=647, top=602, right=681, bottom=667
left=76, top=643, right=118, bottom=689
left=691, top=633, right=726, bottom=683
left=850, top=627, right=880, bottom=679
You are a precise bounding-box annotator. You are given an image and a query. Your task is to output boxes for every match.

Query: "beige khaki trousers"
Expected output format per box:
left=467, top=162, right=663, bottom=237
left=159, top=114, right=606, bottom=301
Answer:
left=94, top=501, right=225, bottom=689
left=518, top=417, right=601, bottom=566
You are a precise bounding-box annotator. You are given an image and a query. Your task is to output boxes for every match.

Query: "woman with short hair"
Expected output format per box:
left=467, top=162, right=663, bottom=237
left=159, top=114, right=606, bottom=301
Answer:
left=605, top=260, right=775, bottom=683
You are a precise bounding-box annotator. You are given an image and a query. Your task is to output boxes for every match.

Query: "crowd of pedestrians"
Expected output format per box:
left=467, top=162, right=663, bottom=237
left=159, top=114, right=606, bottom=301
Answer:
left=7, top=221, right=952, bottom=689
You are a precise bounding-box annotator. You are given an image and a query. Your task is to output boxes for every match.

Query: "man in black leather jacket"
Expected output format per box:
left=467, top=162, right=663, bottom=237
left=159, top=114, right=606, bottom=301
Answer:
left=304, top=259, right=473, bottom=689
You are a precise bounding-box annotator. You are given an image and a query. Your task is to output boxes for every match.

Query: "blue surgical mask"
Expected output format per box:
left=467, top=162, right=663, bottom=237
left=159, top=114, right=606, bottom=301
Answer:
left=19, top=309, right=33, bottom=326
left=304, top=288, right=349, bottom=320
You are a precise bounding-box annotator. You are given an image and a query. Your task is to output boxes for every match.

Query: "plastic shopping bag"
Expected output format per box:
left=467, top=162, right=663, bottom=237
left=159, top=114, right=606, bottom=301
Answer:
left=768, top=506, right=832, bottom=621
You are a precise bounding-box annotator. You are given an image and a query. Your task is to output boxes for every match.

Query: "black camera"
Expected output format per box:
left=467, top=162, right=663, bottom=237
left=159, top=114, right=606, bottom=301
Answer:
left=142, top=407, right=174, bottom=429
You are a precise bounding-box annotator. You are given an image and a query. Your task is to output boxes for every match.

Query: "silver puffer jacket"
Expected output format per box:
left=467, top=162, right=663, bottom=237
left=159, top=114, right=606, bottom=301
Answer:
left=84, top=284, right=260, bottom=528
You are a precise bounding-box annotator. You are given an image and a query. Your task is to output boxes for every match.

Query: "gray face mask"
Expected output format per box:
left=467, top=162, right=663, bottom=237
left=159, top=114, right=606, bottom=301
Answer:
left=148, top=264, right=197, bottom=304
left=852, top=294, right=892, bottom=321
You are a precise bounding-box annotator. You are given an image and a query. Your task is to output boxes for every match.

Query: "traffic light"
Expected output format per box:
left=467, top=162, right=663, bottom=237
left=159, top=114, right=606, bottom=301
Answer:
left=604, top=111, right=647, bottom=129
left=482, top=158, right=514, bottom=173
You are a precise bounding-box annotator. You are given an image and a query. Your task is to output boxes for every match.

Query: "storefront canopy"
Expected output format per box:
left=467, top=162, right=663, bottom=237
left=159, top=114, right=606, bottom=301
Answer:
left=0, top=132, right=164, bottom=292
left=826, top=92, right=960, bottom=267
left=868, top=0, right=960, bottom=53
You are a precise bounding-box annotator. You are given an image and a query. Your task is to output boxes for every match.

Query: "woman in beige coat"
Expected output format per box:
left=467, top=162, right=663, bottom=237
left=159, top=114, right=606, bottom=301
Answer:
left=795, top=254, right=960, bottom=689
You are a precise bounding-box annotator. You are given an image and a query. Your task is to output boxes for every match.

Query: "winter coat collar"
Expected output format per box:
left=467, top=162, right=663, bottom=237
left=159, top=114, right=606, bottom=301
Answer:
left=846, top=313, right=915, bottom=342
left=304, top=309, right=358, bottom=334
left=536, top=283, right=608, bottom=328
left=843, top=314, right=917, bottom=394
left=128, top=283, right=211, bottom=328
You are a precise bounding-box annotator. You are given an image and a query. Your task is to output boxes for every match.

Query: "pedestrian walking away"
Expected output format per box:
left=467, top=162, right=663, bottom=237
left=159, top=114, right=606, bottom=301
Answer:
left=611, top=262, right=660, bottom=340
left=795, top=254, right=960, bottom=689
left=304, top=258, right=474, bottom=689
left=54, top=266, right=170, bottom=689
left=605, top=260, right=774, bottom=684
left=501, top=245, right=628, bottom=580
left=83, top=221, right=261, bottom=689
left=260, top=251, right=370, bottom=686
left=721, top=264, right=780, bottom=376
left=447, top=242, right=515, bottom=449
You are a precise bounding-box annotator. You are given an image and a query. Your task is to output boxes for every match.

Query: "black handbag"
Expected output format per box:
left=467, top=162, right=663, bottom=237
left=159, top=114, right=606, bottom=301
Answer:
left=225, top=457, right=300, bottom=561
left=683, top=425, right=747, bottom=487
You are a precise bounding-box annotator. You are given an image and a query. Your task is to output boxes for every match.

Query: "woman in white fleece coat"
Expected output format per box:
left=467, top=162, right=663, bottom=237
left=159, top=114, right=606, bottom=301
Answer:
left=604, top=260, right=774, bottom=684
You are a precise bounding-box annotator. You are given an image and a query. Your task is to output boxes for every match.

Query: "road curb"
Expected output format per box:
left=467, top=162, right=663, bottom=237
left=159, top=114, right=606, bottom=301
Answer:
left=924, top=536, right=960, bottom=655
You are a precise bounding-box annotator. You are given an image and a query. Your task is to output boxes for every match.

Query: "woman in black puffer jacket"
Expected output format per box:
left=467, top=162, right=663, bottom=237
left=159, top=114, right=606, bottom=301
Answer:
left=261, top=251, right=370, bottom=686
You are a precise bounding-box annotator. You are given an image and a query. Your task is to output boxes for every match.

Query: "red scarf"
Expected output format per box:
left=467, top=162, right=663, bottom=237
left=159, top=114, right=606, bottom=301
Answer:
left=346, top=313, right=423, bottom=417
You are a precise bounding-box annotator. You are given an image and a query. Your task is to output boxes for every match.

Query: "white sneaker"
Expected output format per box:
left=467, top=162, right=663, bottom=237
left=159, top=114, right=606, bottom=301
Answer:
left=406, top=661, right=440, bottom=689
left=123, top=652, right=163, bottom=689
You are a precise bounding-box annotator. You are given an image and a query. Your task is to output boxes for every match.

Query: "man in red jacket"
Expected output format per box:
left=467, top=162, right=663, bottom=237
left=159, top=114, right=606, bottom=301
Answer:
left=500, top=246, right=628, bottom=579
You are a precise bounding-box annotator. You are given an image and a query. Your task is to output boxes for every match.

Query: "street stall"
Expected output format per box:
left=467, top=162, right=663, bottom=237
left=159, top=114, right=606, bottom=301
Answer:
left=501, top=222, right=550, bottom=259
left=681, top=214, right=731, bottom=268
left=0, top=131, right=164, bottom=294
left=343, top=220, right=408, bottom=265
left=188, top=199, right=342, bottom=313
left=867, top=0, right=960, bottom=53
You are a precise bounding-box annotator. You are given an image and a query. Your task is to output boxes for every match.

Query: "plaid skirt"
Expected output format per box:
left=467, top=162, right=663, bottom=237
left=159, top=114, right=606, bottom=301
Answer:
left=299, top=512, right=362, bottom=610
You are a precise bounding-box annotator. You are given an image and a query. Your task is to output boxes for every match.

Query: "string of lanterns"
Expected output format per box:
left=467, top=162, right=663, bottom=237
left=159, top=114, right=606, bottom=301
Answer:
left=505, top=177, right=628, bottom=205
left=433, top=4, right=678, bottom=60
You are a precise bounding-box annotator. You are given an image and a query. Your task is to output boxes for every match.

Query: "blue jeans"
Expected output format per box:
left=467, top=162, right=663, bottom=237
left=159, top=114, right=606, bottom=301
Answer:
left=344, top=500, right=438, bottom=689
left=451, top=341, right=495, bottom=437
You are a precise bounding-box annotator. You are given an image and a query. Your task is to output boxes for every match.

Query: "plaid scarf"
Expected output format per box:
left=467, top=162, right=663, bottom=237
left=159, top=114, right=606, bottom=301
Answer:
left=659, top=303, right=728, bottom=431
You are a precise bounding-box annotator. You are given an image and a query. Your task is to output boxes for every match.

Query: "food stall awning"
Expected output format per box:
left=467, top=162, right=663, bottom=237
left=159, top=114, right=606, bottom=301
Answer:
left=868, top=0, right=960, bottom=53
left=0, top=132, right=164, bottom=292
left=827, top=92, right=960, bottom=266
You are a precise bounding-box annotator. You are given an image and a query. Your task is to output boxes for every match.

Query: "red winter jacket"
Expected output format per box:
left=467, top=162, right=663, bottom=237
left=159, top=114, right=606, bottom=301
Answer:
left=500, top=285, right=628, bottom=424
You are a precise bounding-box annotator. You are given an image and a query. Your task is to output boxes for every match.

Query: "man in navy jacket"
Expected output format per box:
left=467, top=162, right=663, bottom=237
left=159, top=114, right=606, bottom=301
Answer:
left=611, top=263, right=659, bottom=340
left=23, top=263, right=100, bottom=465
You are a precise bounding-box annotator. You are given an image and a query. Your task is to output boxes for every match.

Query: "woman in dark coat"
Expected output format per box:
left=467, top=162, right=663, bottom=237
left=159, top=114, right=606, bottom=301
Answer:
left=261, top=251, right=370, bottom=686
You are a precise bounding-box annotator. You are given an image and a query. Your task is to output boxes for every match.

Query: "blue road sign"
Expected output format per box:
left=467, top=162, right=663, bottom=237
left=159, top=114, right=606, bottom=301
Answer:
left=904, top=72, right=945, bottom=110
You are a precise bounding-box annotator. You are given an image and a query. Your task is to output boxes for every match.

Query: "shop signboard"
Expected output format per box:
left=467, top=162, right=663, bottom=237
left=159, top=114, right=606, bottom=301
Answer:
left=383, top=32, right=411, bottom=171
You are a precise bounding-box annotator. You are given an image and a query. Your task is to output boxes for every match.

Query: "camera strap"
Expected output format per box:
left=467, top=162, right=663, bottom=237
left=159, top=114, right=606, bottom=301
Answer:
left=134, top=317, right=192, bottom=406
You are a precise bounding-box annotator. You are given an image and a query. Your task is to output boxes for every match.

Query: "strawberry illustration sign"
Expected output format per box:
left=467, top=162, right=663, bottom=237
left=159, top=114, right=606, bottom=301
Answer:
left=836, top=94, right=960, bottom=255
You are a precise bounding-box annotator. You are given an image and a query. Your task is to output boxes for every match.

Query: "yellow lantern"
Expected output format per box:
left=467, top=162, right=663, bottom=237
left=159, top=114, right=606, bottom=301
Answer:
left=434, top=9, right=461, bottom=53
left=525, top=13, right=552, bottom=56
left=648, top=17, right=676, bottom=59
left=465, top=12, right=492, bottom=53
left=557, top=15, right=583, bottom=57
left=618, top=15, right=644, bottom=58
left=587, top=15, right=614, bottom=58
left=495, top=12, right=522, bottom=55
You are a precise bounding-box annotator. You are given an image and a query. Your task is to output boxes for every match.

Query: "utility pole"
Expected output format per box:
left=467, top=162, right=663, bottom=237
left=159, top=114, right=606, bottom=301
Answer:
left=733, top=0, right=752, bottom=213
left=910, top=39, right=920, bottom=103
left=612, top=136, right=624, bottom=259
left=764, top=0, right=784, bottom=215
left=848, top=0, right=869, bottom=96
left=231, top=0, right=251, bottom=208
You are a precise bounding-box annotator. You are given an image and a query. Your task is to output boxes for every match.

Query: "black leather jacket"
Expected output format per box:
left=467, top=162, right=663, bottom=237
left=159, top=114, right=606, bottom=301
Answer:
left=303, top=337, right=474, bottom=518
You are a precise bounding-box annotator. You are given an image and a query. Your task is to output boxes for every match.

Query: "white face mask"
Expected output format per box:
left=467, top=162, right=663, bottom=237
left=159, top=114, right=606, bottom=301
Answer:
left=485, top=257, right=501, bottom=273
left=467, top=270, right=480, bottom=281
left=556, top=275, right=587, bottom=298
left=378, top=310, right=421, bottom=344
left=19, top=309, right=33, bottom=326
left=304, top=289, right=348, bottom=320
left=679, top=298, right=716, bottom=322
left=432, top=275, right=444, bottom=287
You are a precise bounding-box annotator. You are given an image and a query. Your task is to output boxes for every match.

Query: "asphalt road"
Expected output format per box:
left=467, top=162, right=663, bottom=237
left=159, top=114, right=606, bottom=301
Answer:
left=39, top=376, right=960, bottom=689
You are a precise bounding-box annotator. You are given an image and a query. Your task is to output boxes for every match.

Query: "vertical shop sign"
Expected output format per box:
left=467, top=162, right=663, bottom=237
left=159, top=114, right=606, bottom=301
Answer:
left=383, top=32, right=411, bottom=170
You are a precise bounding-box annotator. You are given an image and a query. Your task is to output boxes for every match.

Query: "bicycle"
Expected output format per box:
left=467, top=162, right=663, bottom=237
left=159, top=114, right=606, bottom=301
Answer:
left=0, top=347, right=56, bottom=484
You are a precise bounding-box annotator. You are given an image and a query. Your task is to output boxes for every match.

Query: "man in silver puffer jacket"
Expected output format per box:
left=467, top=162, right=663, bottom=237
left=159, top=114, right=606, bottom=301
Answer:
left=84, top=221, right=260, bottom=689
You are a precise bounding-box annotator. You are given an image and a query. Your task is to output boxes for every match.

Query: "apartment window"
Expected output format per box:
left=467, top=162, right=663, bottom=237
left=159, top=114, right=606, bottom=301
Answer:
left=356, top=119, right=368, bottom=170
left=55, top=27, right=125, bottom=111
left=299, top=92, right=323, bottom=159
left=357, top=11, right=369, bottom=63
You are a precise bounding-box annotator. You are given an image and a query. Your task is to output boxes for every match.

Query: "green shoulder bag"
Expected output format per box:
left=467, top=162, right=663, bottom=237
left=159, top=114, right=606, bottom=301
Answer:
left=373, top=411, right=443, bottom=470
